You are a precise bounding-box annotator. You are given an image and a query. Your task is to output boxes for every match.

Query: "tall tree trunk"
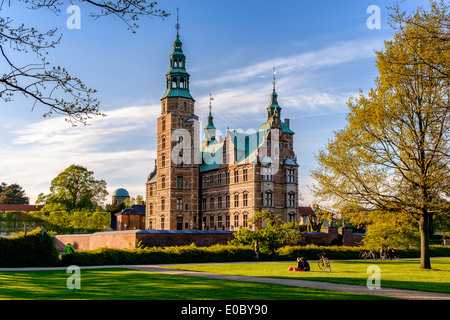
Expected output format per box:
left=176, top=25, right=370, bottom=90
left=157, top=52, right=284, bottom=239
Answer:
left=419, top=211, right=432, bottom=269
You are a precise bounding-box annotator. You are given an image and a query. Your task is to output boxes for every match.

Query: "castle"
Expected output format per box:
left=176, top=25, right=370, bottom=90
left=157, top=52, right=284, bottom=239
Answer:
left=145, top=28, right=299, bottom=231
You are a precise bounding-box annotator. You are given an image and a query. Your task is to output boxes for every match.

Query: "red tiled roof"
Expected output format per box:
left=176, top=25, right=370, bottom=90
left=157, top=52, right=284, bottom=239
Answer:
left=298, top=206, right=316, bottom=216
left=0, top=204, right=43, bottom=212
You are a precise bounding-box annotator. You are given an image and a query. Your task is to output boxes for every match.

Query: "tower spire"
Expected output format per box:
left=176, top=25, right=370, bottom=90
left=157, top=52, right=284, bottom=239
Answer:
left=272, top=66, right=276, bottom=92
left=176, top=6, right=180, bottom=37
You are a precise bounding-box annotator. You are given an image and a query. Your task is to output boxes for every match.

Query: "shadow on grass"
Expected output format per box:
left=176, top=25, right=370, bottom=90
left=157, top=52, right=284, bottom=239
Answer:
left=0, top=269, right=392, bottom=300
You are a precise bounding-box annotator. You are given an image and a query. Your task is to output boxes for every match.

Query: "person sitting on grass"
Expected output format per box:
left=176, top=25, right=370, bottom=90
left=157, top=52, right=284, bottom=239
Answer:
left=297, top=257, right=310, bottom=271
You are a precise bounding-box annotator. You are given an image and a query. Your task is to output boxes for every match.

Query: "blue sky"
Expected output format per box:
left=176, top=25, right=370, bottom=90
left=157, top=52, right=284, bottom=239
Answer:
left=0, top=0, right=426, bottom=205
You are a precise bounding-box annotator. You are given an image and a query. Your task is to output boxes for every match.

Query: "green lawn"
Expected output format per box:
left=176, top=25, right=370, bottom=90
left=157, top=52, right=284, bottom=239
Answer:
left=167, top=258, right=450, bottom=294
left=0, top=268, right=389, bottom=300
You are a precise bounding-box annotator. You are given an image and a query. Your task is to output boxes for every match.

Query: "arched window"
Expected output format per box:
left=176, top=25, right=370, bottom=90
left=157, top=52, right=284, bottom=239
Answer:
left=149, top=203, right=153, bottom=215
left=161, top=175, right=166, bottom=188
left=172, top=77, right=177, bottom=88
left=161, top=198, right=166, bottom=211
left=234, top=213, right=239, bottom=228
left=242, top=191, right=248, bottom=207
left=162, top=118, right=166, bottom=131
left=234, top=193, right=239, bottom=207
left=234, top=168, right=239, bottom=183
left=161, top=135, right=166, bottom=149
left=161, top=154, right=166, bottom=167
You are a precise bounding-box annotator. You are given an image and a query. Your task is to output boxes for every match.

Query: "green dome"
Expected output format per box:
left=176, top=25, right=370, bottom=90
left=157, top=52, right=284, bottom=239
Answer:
left=114, top=188, right=129, bottom=197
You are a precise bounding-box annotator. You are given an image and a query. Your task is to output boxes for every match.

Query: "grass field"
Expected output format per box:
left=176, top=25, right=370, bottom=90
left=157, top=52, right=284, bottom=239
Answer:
left=0, top=258, right=448, bottom=300
left=0, top=268, right=389, bottom=300
left=167, top=258, right=450, bottom=294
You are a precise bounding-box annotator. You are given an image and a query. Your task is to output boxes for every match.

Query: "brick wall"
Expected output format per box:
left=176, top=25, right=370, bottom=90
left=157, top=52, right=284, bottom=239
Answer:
left=54, top=230, right=236, bottom=251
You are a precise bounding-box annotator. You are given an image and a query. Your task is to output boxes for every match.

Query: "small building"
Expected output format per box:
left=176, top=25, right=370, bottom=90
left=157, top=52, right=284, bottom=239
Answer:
left=112, top=188, right=130, bottom=205
left=115, top=204, right=146, bottom=231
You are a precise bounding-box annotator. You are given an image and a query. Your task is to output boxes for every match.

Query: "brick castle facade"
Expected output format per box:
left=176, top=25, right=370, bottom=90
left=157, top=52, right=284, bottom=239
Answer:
left=145, top=30, right=299, bottom=231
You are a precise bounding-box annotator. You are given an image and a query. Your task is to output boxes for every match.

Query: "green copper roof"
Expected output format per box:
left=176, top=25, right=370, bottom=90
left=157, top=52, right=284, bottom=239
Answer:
left=258, top=120, right=295, bottom=134
left=267, top=90, right=281, bottom=116
left=161, top=88, right=193, bottom=100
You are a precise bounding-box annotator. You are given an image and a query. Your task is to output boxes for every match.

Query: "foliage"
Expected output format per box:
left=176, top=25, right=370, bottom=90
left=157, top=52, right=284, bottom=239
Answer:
left=362, top=212, right=420, bottom=249
left=37, top=165, right=108, bottom=213
left=0, top=182, right=30, bottom=204
left=0, top=0, right=169, bottom=125
left=0, top=210, right=111, bottom=234
left=311, top=1, right=450, bottom=269
left=64, top=243, right=450, bottom=267
left=0, top=228, right=60, bottom=267
left=229, top=211, right=302, bottom=254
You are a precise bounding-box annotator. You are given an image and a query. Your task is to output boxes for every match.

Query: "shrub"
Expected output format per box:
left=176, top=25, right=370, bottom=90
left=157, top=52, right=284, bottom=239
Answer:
left=0, top=228, right=60, bottom=267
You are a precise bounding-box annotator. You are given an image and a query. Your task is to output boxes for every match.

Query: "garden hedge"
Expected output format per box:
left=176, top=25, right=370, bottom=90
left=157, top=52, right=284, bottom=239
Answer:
left=0, top=229, right=60, bottom=267
left=65, top=243, right=450, bottom=266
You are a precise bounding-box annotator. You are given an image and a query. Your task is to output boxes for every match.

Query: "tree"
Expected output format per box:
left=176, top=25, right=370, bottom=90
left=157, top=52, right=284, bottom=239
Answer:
left=311, top=2, right=450, bottom=269
left=37, top=164, right=108, bottom=213
left=0, top=0, right=169, bottom=125
left=0, top=182, right=30, bottom=204
left=230, top=211, right=302, bottom=254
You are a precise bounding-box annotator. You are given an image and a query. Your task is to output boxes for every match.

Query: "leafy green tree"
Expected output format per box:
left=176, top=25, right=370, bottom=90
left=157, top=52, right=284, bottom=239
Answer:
left=231, top=211, right=302, bottom=254
left=37, top=165, right=108, bottom=213
left=311, top=2, right=450, bottom=269
left=0, top=182, right=30, bottom=204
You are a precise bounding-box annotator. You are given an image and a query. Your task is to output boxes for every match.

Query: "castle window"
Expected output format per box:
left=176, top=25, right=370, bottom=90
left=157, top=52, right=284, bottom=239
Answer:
left=149, top=185, right=153, bottom=196
left=217, top=172, right=222, bottom=185
left=202, top=175, right=208, bottom=188
left=202, top=198, right=207, bottom=210
left=225, top=171, right=230, bottom=184
left=217, top=215, right=223, bottom=229
left=161, top=154, right=166, bottom=167
left=149, top=203, right=153, bottom=215
left=209, top=174, right=215, bottom=187
left=161, top=135, right=166, bottom=149
left=234, top=213, right=239, bottom=228
left=177, top=118, right=183, bottom=128
left=289, top=212, right=296, bottom=222
left=210, top=197, right=215, bottom=210
left=176, top=198, right=183, bottom=210
left=243, top=168, right=248, bottom=182
left=243, top=213, right=248, bottom=228
left=234, top=193, right=239, bottom=207
left=161, top=175, right=166, bottom=188
left=263, top=191, right=273, bottom=207
left=225, top=195, right=230, bottom=208
left=161, top=216, right=165, bottom=229
left=286, top=168, right=295, bottom=183
left=162, top=118, right=166, bottom=131
left=217, top=196, right=223, bottom=209
left=287, top=192, right=296, bottom=208
left=177, top=176, right=183, bottom=188
left=183, top=102, right=187, bottom=111
left=225, top=215, right=230, bottom=229
left=172, top=78, right=177, bottom=88
left=243, top=192, right=248, bottom=207
left=209, top=215, right=215, bottom=229
left=234, top=169, right=239, bottom=183
left=262, top=165, right=272, bottom=181
left=161, top=198, right=166, bottom=211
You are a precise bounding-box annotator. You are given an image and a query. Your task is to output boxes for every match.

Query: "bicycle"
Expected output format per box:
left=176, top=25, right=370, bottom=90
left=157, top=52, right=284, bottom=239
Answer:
left=317, top=252, right=331, bottom=271
left=359, top=250, right=377, bottom=260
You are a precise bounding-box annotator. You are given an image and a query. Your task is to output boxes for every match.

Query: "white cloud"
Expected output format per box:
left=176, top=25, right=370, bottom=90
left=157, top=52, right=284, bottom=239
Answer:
left=0, top=104, right=160, bottom=204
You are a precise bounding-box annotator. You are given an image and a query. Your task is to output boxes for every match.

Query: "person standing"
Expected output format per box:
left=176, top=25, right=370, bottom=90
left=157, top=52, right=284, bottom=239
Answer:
left=254, top=240, right=260, bottom=261
left=65, top=243, right=76, bottom=266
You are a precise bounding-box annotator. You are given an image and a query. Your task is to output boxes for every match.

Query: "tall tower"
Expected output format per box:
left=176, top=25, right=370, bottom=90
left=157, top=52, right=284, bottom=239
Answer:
left=146, top=13, right=201, bottom=230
